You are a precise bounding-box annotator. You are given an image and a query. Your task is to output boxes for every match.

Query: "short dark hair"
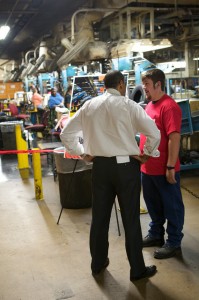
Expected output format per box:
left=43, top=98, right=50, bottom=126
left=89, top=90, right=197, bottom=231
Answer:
left=51, top=87, right=57, bottom=93
left=104, top=70, right=124, bottom=89
left=142, top=68, right=165, bottom=91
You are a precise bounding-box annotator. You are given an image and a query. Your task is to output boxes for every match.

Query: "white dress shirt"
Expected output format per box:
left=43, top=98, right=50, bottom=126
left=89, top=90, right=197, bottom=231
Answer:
left=60, top=89, right=160, bottom=157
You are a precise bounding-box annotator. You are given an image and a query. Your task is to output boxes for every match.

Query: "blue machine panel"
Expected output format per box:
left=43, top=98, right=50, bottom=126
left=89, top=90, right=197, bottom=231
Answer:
left=177, top=99, right=193, bottom=135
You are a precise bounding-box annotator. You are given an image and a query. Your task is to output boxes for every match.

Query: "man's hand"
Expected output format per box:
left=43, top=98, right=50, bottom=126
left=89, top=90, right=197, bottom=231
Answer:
left=166, top=169, right=177, bottom=184
left=132, top=154, right=150, bottom=164
left=81, top=154, right=94, bottom=162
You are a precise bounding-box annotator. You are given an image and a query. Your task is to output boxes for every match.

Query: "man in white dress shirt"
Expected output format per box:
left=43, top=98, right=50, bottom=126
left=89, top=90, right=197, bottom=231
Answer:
left=60, top=70, right=160, bottom=282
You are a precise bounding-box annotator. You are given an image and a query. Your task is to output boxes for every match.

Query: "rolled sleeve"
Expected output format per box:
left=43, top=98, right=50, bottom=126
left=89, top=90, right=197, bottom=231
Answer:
left=60, top=111, right=84, bottom=155
left=133, top=105, right=161, bottom=157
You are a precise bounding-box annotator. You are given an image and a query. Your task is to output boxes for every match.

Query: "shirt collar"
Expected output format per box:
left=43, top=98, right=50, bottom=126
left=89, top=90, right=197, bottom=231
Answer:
left=106, top=88, right=121, bottom=96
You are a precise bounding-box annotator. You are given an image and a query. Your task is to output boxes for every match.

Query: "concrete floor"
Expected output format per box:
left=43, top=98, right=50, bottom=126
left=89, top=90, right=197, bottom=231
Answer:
left=0, top=154, right=199, bottom=300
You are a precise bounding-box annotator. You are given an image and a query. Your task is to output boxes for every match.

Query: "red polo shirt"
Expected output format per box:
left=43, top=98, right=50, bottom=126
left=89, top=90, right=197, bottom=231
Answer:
left=140, top=94, right=182, bottom=175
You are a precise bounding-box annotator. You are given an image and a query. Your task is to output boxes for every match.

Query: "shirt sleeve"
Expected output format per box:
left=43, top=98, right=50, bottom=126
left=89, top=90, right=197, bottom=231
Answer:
left=60, top=109, right=84, bottom=155
left=130, top=103, right=160, bottom=157
left=162, top=105, right=182, bottom=135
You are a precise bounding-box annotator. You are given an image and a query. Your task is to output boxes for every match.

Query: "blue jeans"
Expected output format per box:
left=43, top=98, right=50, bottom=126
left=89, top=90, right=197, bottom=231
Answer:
left=141, top=172, right=184, bottom=247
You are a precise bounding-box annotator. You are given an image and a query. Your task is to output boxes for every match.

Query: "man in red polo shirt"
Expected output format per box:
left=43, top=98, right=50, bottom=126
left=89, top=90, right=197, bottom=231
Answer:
left=140, top=68, right=184, bottom=259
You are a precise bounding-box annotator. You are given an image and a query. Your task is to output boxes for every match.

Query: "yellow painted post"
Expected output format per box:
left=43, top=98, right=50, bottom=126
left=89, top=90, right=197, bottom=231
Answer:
left=32, top=148, right=44, bottom=200
left=15, top=124, right=30, bottom=179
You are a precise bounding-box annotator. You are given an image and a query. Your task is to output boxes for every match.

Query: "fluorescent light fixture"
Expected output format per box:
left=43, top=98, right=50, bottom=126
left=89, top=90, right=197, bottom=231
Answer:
left=0, top=25, right=10, bottom=40
left=130, top=39, right=173, bottom=53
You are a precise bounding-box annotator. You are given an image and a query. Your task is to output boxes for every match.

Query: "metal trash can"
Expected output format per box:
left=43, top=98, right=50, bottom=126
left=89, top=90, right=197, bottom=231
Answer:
left=54, top=147, right=93, bottom=209
left=0, top=121, right=23, bottom=150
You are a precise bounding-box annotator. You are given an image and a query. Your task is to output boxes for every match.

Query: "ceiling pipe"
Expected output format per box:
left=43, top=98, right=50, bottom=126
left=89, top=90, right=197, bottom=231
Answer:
left=33, top=46, right=39, bottom=60
left=57, top=37, right=90, bottom=67
left=28, top=42, right=49, bottom=74
left=20, top=64, right=33, bottom=79
left=61, top=38, right=73, bottom=51
left=24, top=50, right=35, bottom=65
left=56, top=8, right=118, bottom=66
left=56, top=9, right=115, bottom=67
left=71, top=8, right=118, bottom=44
left=28, top=54, right=46, bottom=75
left=10, top=64, right=26, bottom=81
left=20, top=58, right=35, bottom=79
left=20, top=47, right=43, bottom=78
left=46, top=46, right=66, bottom=72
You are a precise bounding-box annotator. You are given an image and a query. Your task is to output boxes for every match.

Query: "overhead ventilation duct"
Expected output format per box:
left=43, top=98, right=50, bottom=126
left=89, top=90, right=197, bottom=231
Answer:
left=57, top=9, right=116, bottom=67
left=36, top=41, right=51, bottom=73
left=45, top=46, right=66, bottom=72
left=57, top=37, right=90, bottom=67
left=20, top=50, right=35, bottom=79
left=28, top=54, right=46, bottom=75
left=26, top=44, right=49, bottom=75
left=19, top=45, right=47, bottom=77
left=10, top=64, right=26, bottom=81
left=61, top=38, right=73, bottom=51
left=21, top=64, right=32, bottom=79
left=70, top=9, right=117, bottom=44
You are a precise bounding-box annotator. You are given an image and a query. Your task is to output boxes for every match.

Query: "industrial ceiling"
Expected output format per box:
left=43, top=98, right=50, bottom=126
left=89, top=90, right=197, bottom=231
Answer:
left=0, top=0, right=199, bottom=79
left=0, top=0, right=89, bottom=60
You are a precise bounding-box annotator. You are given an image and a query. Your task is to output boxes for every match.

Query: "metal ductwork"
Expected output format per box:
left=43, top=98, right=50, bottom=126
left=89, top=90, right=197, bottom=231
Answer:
left=45, top=46, right=66, bottom=72
left=57, top=37, right=90, bottom=67
left=28, top=54, right=46, bottom=75
left=30, top=40, right=66, bottom=72
left=35, top=41, right=52, bottom=72
left=21, top=42, right=49, bottom=79
left=20, top=61, right=34, bottom=79
left=20, top=44, right=47, bottom=77
left=25, top=43, right=48, bottom=75
left=61, top=38, right=73, bottom=51
left=57, top=9, right=116, bottom=67
left=70, top=9, right=117, bottom=44
left=10, top=64, right=26, bottom=81
left=20, top=50, right=35, bottom=79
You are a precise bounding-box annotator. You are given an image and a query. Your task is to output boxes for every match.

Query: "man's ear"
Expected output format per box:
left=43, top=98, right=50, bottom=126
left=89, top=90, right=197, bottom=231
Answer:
left=155, top=82, right=158, bottom=88
left=117, top=81, right=122, bottom=91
